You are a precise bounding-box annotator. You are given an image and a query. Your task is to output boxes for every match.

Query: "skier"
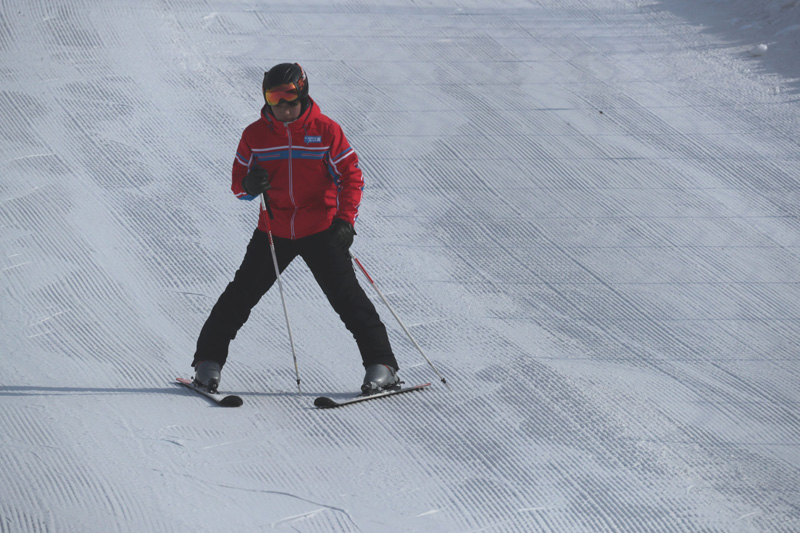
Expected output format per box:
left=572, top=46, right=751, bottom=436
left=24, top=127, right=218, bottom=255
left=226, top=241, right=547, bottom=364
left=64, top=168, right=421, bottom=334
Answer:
left=191, top=63, right=400, bottom=395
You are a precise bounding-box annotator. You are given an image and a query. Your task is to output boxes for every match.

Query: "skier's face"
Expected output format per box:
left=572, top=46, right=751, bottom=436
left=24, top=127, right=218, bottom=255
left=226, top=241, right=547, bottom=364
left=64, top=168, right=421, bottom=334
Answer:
left=270, top=100, right=302, bottom=122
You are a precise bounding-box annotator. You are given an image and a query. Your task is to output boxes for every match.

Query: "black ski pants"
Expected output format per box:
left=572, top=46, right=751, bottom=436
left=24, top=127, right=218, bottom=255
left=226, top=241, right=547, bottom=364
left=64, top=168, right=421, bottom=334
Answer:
left=192, top=228, right=397, bottom=370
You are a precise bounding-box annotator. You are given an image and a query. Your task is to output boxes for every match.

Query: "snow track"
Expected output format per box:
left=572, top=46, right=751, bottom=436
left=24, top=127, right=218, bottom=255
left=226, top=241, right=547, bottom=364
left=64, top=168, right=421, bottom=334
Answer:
left=2, top=0, right=799, bottom=531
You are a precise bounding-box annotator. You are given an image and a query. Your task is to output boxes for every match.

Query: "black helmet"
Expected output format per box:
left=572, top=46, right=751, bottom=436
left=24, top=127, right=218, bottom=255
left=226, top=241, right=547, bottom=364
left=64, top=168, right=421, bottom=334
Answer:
left=263, top=63, right=308, bottom=105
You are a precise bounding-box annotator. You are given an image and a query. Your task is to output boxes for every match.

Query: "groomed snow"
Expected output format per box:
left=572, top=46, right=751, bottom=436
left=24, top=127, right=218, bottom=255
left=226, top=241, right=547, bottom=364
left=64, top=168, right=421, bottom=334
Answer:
left=1, top=0, right=799, bottom=531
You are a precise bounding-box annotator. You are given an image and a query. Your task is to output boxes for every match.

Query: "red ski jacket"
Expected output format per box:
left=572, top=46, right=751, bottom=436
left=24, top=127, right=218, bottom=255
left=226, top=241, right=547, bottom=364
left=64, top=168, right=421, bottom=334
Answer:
left=231, top=98, right=363, bottom=239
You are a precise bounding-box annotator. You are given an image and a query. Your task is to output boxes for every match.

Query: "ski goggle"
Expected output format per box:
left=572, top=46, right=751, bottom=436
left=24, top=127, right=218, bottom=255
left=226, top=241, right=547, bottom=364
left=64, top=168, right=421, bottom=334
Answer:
left=265, top=83, right=300, bottom=106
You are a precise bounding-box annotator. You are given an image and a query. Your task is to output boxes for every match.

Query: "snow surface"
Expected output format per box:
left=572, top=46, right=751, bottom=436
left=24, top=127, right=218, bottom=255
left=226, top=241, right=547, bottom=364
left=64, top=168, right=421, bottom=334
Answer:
left=2, top=0, right=799, bottom=531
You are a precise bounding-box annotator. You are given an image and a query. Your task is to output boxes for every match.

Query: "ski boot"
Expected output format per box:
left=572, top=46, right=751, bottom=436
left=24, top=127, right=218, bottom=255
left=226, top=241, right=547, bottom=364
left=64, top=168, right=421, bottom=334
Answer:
left=361, top=364, right=401, bottom=395
left=193, top=361, right=221, bottom=393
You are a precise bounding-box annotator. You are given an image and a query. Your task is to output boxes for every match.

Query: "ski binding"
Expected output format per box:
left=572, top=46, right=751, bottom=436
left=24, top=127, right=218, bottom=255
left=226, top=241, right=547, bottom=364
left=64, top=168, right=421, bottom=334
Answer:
left=176, top=377, right=243, bottom=407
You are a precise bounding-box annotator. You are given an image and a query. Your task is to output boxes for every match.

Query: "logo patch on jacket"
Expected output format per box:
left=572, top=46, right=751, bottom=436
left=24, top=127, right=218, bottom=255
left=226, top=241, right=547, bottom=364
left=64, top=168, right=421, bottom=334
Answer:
left=305, top=135, right=322, bottom=144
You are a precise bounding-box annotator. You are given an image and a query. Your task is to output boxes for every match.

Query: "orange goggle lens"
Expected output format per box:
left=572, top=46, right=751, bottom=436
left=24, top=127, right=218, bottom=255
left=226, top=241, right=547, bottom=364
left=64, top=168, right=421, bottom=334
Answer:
left=265, top=83, right=300, bottom=106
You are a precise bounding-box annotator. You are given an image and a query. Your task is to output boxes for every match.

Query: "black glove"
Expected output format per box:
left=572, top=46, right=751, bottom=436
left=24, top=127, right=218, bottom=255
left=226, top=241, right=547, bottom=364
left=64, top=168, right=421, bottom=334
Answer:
left=242, top=165, right=271, bottom=196
left=329, top=218, right=356, bottom=249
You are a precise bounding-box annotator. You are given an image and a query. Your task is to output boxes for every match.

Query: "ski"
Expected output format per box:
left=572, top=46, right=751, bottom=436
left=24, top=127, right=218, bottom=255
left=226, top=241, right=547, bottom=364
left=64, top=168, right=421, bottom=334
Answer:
left=176, top=377, right=243, bottom=407
left=314, top=383, right=431, bottom=409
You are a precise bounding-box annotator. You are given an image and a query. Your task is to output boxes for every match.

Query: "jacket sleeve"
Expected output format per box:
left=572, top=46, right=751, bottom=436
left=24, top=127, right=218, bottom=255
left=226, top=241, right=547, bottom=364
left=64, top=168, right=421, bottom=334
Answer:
left=326, top=124, right=363, bottom=226
left=232, top=132, right=255, bottom=200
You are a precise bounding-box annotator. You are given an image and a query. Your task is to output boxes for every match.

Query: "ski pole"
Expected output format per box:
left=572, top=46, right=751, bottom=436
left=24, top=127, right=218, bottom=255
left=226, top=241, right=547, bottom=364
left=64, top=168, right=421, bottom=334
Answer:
left=261, top=194, right=301, bottom=393
left=349, top=250, right=450, bottom=390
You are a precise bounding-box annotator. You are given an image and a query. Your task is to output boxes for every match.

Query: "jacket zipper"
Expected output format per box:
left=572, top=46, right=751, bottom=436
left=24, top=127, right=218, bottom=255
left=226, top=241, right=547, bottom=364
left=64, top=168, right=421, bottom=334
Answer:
left=286, top=123, right=297, bottom=239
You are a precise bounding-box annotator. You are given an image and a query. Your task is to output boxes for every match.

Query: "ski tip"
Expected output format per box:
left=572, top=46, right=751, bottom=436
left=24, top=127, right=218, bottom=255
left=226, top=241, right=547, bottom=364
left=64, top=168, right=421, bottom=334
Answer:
left=219, top=395, right=244, bottom=408
left=314, top=396, right=338, bottom=409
